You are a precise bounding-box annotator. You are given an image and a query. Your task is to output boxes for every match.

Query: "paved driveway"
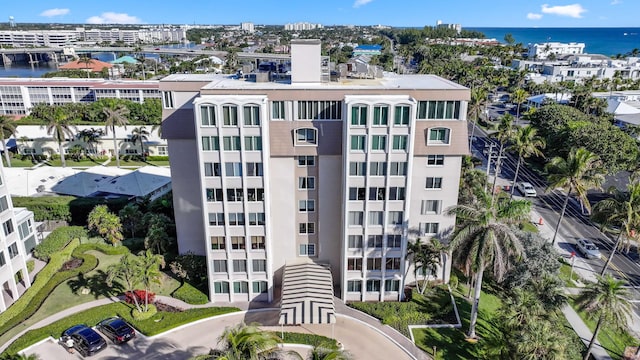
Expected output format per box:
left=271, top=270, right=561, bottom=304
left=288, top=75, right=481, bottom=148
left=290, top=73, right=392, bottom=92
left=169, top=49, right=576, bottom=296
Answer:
left=24, top=310, right=416, bottom=360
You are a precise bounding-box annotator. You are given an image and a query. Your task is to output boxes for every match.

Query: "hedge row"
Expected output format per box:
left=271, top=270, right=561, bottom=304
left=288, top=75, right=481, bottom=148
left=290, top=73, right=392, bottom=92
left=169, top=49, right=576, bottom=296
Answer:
left=3, top=303, right=240, bottom=355
left=33, top=226, right=88, bottom=261
left=277, top=332, right=339, bottom=349
left=172, top=282, right=209, bottom=305
left=12, top=196, right=130, bottom=225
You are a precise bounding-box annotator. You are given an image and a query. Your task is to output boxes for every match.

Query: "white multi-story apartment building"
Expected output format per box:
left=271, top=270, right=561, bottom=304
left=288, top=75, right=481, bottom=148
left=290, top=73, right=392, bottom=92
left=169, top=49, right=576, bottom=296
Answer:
left=0, top=27, right=187, bottom=47
left=284, top=22, right=323, bottom=31
left=0, top=160, right=37, bottom=313
left=240, top=23, right=255, bottom=33
left=161, top=40, right=468, bottom=305
left=527, top=42, right=585, bottom=60
left=514, top=55, right=640, bottom=83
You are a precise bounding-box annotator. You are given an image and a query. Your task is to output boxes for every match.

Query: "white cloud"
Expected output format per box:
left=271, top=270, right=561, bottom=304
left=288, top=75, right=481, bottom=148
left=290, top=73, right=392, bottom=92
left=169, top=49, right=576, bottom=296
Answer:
left=541, top=3, right=587, bottom=18
left=86, top=12, right=142, bottom=24
left=40, top=8, right=69, bottom=17
left=353, top=0, right=373, bottom=8
left=527, top=13, right=543, bottom=20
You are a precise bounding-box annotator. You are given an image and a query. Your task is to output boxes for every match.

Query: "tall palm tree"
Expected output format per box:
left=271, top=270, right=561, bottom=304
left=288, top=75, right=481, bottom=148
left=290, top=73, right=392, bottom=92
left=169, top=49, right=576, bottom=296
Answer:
left=576, top=274, right=633, bottom=360
left=508, top=125, right=545, bottom=199
left=44, top=107, right=76, bottom=168
left=213, top=323, right=280, bottom=360
left=77, top=128, right=103, bottom=156
left=103, top=104, right=130, bottom=167
left=468, top=87, right=488, bottom=149
left=511, top=88, right=529, bottom=124
left=407, top=238, right=442, bottom=294
left=78, top=56, right=95, bottom=79
left=0, top=115, right=17, bottom=167
left=138, top=250, right=165, bottom=312
left=546, top=148, right=605, bottom=245
left=447, top=191, right=530, bottom=338
left=489, top=114, right=516, bottom=204
left=592, top=179, right=640, bottom=275
left=130, top=126, right=150, bottom=160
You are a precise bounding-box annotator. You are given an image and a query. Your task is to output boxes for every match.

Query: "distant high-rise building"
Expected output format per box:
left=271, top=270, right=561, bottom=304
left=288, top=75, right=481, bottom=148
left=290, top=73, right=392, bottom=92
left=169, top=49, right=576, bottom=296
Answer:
left=436, top=21, right=462, bottom=34
left=284, top=22, right=323, bottom=31
left=240, top=22, right=255, bottom=33
left=8, top=16, right=15, bottom=28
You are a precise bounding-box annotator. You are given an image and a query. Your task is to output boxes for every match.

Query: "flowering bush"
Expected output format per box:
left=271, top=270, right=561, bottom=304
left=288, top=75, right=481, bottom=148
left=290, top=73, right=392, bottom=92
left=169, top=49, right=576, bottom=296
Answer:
left=125, top=290, right=155, bottom=305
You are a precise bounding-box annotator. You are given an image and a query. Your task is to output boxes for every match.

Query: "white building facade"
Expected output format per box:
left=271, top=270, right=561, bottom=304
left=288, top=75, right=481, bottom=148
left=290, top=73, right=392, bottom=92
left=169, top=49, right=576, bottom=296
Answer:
left=527, top=42, right=585, bottom=60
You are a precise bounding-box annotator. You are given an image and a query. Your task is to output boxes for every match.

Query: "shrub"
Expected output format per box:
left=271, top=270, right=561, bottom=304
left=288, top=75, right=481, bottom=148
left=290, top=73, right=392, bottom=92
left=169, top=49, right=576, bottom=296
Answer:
left=33, top=226, right=88, bottom=261
left=145, top=156, right=169, bottom=161
left=12, top=196, right=130, bottom=225
left=26, top=259, right=35, bottom=273
left=449, top=274, right=459, bottom=289
left=132, top=304, right=157, bottom=321
left=277, top=332, right=339, bottom=349
left=172, top=282, right=209, bottom=305
left=125, top=290, right=155, bottom=305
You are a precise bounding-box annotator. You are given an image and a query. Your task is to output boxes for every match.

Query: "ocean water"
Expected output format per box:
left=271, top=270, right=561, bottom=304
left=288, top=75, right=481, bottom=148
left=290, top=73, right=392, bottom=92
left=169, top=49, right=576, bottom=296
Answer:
left=469, top=27, right=640, bottom=56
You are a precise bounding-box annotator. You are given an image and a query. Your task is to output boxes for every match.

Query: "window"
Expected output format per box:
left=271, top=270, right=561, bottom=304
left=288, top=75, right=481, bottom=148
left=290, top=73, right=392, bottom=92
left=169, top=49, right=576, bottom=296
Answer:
left=388, top=211, right=404, bottom=225
left=386, top=257, right=401, bottom=270
left=3, top=219, right=14, bottom=236
left=348, top=235, right=363, bottom=248
left=369, top=162, right=387, bottom=176
left=252, top=259, right=266, bottom=272
left=233, top=259, right=247, bottom=272
left=428, top=128, right=450, bottom=144
left=297, top=156, right=315, bottom=167
left=231, top=236, right=246, bottom=250
left=366, top=279, right=381, bottom=292
left=368, top=211, right=383, bottom=226
left=8, top=242, right=18, bottom=259
left=349, top=162, right=366, bottom=176
left=390, top=162, right=407, bottom=176
left=351, top=105, right=367, bottom=126
left=202, top=136, right=220, bottom=151
left=233, top=281, right=249, bottom=293
left=0, top=251, right=5, bottom=267
left=367, top=258, right=382, bottom=270
left=223, top=105, right=238, bottom=126
left=350, top=135, right=365, bottom=151
left=394, top=105, right=410, bottom=125
left=427, top=155, right=445, bottom=166
left=417, top=101, right=461, bottom=119
left=0, top=196, right=8, bottom=213
left=249, top=213, right=265, bottom=226
left=299, top=243, right=316, bottom=256
left=421, top=200, right=442, bottom=215
left=298, top=177, right=315, bottom=190
left=367, top=235, right=383, bottom=248
left=387, top=235, right=402, bottom=248
left=201, top=105, right=216, bottom=126
left=388, top=187, right=405, bottom=200
left=204, top=162, right=221, bottom=177
left=299, top=200, right=315, bottom=212
left=243, top=105, right=260, bottom=126
left=211, top=236, right=225, bottom=250
left=223, top=136, right=241, bottom=150
left=369, top=187, right=385, bottom=201
left=373, top=105, right=388, bottom=126
left=206, top=188, right=224, bottom=202
left=253, top=281, right=268, bottom=293
left=385, top=279, right=400, bottom=292
left=347, top=258, right=362, bottom=270
left=348, top=211, right=364, bottom=226
left=214, top=282, right=230, bottom=294
left=420, top=222, right=440, bottom=235
left=349, top=187, right=366, bottom=201
left=251, top=236, right=266, bottom=249
left=247, top=188, right=265, bottom=201
left=272, top=101, right=285, bottom=119
left=245, top=136, right=263, bottom=150
left=18, top=221, right=31, bottom=240
left=213, top=259, right=227, bottom=272
left=392, top=135, right=408, bottom=151
left=228, top=213, right=245, bottom=226
left=208, top=213, right=225, bottom=226
left=297, top=100, right=342, bottom=120
left=426, top=177, right=443, bottom=189
left=299, top=222, right=315, bottom=234
left=225, top=162, right=243, bottom=176
left=246, top=162, right=263, bottom=176
left=371, top=135, right=386, bottom=151
left=347, top=280, right=362, bottom=292
left=226, top=188, right=244, bottom=202
left=295, top=128, right=317, bottom=145
left=162, top=91, right=174, bottom=109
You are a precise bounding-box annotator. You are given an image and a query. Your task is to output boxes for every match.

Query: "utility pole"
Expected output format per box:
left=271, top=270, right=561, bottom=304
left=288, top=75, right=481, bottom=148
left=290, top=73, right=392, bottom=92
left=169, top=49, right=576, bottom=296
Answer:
left=485, top=142, right=496, bottom=192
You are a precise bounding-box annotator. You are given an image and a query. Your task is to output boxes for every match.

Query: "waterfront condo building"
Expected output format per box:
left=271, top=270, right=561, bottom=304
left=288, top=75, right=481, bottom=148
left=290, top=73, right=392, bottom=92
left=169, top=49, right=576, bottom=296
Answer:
left=161, top=40, right=469, bottom=304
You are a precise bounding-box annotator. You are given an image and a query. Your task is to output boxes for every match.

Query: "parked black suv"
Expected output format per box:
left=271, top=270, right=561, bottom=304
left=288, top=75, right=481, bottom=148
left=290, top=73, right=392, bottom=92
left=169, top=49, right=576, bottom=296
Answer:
left=62, top=325, right=107, bottom=356
left=96, top=317, right=136, bottom=344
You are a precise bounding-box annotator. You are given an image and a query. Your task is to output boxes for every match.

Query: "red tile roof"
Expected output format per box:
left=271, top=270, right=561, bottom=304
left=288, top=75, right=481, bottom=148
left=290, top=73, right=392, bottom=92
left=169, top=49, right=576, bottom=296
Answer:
left=59, top=59, right=114, bottom=72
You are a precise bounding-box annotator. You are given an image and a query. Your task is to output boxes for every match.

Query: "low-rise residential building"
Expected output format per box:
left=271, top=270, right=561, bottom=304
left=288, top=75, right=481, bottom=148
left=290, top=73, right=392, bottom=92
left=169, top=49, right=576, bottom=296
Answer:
left=527, top=42, right=585, bottom=60
left=515, top=55, right=640, bottom=83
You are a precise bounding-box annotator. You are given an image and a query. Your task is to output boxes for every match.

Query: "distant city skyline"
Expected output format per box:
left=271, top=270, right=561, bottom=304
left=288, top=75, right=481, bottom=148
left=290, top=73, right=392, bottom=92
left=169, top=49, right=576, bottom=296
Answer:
left=3, top=0, right=639, bottom=28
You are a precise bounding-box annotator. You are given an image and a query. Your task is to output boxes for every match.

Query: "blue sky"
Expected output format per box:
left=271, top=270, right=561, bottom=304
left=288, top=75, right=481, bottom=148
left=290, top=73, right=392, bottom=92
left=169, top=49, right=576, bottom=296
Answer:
left=3, top=1, right=639, bottom=27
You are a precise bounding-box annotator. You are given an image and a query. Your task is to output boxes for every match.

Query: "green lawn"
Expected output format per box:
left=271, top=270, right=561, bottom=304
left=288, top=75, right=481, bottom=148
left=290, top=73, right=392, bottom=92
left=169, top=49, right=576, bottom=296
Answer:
left=2, top=158, right=41, bottom=168
left=2, top=157, right=169, bottom=168
left=558, top=261, right=581, bottom=287
left=107, top=158, right=169, bottom=167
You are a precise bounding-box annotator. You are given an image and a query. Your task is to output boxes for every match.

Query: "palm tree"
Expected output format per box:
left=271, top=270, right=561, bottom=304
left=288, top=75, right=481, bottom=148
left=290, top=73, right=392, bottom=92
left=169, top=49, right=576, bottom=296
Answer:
left=0, top=115, right=17, bottom=167
left=77, top=128, right=103, bottom=156
left=576, top=274, right=633, bottom=360
left=515, top=321, right=568, bottom=360
left=103, top=104, right=130, bottom=167
left=447, top=191, right=530, bottom=338
left=407, top=238, right=442, bottom=294
left=213, top=323, right=280, bottom=360
left=44, top=107, right=76, bottom=168
left=106, top=253, right=143, bottom=312
left=546, top=148, right=605, bottom=245
left=78, top=56, right=95, bottom=79
left=307, top=345, right=352, bottom=360
left=489, top=114, right=516, bottom=204
left=468, top=87, right=488, bottom=149
left=130, top=126, right=150, bottom=160
left=508, top=125, right=545, bottom=199
left=138, top=250, right=165, bottom=312
left=591, top=179, right=640, bottom=275
left=511, top=88, right=529, bottom=124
